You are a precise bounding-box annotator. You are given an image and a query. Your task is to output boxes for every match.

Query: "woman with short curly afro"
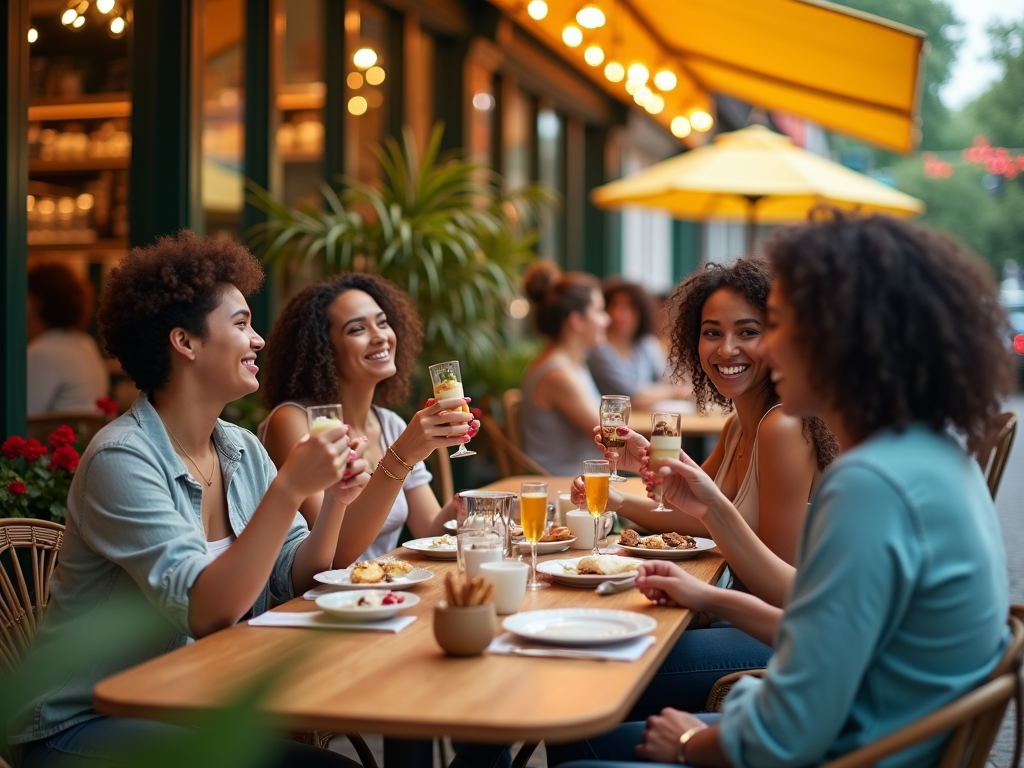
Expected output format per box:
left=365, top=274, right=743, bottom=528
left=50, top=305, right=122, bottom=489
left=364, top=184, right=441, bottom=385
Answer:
left=555, top=211, right=1012, bottom=768
left=259, top=273, right=478, bottom=559
left=12, top=230, right=365, bottom=768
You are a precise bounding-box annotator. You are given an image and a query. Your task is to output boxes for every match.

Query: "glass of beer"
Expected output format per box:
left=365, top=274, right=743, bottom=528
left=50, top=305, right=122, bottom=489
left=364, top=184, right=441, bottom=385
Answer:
left=428, top=360, right=476, bottom=458
left=307, top=404, right=344, bottom=437
left=520, top=481, right=549, bottom=590
left=649, top=412, right=682, bottom=512
left=600, top=395, right=631, bottom=483
left=582, top=460, right=610, bottom=556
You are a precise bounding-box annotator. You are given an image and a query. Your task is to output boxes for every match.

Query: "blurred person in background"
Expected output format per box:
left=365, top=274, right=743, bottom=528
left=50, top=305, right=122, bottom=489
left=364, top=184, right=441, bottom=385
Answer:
left=26, top=262, right=109, bottom=416
left=520, top=261, right=609, bottom=476
left=588, top=278, right=690, bottom=407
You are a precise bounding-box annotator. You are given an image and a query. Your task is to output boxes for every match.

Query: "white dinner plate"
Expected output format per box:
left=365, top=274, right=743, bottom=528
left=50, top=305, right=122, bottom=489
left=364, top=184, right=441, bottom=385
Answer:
left=313, top=566, right=434, bottom=590
left=616, top=536, right=717, bottom=560
left=316, top=590, right=421, bottom=622
left=403, top=536, right=458, bottom=560
left=536, top=556, right=644, bottom=588
left=513, top=537, right=576, bottom=555
left=443, top=519, right=458, bottom=532
left=502, top=608, right=657, bottom=647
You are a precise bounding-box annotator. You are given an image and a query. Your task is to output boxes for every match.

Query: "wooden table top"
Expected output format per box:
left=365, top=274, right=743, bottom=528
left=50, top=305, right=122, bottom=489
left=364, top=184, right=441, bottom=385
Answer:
left=94, top=541, right=724, bottom=744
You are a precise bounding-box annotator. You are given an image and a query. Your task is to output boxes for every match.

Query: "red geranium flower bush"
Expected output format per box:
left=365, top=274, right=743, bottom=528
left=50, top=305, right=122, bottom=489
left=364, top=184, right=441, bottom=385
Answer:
left=0, top=427, right=80, bottom=523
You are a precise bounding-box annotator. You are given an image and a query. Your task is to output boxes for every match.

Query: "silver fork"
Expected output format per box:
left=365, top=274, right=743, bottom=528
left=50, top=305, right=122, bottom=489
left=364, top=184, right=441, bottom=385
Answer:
left=595, top=578, right=635, bottom=596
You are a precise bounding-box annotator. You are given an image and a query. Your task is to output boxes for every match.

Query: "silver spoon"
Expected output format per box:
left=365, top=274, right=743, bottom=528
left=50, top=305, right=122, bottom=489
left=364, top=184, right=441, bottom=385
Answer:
left=595, top=578, right=635, bottom=596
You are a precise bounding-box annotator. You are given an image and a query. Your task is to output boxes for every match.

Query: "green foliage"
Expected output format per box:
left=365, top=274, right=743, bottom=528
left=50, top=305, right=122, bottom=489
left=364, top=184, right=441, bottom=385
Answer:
left=221, top=392, right=270, bottom=435
left=247, top=123, right=556, bottom=372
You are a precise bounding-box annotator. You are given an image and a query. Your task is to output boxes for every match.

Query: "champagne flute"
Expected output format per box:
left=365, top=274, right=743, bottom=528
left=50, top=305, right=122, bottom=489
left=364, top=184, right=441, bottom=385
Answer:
left=307, top=404, right=344, bottom=436
left=582, top=460, right=610, bottom=556
left=649, top=412, right=682, bottom=512
left=600, top=395, right=631, bottom=483
left=520, top=482, right=549, bottom=590
left=428, top=360, right=476, bottom=458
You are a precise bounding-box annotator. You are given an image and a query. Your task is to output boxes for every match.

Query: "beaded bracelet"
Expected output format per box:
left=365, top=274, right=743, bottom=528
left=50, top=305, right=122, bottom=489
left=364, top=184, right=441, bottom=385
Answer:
left=376, top=460, right=408, bottom=482
left=387, top=444, right=414, bottom=472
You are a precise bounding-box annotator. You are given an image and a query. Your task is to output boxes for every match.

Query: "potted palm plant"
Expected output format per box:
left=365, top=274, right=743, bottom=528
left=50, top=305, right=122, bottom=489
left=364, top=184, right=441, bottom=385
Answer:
left=246, top=123, right=554, bottom=376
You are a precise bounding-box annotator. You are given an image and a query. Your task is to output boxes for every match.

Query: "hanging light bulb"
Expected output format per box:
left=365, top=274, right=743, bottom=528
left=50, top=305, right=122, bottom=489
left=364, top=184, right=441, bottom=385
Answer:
left=653, top=70, right=677, bottom=91
left=61, top=7, right=78, bottom=25
left=352, top=48, right=378, bottom=69
left=576, top=5, right=606, bottom=29
left=624, top=80, right=638, bottom=95
left=109, top=15, right=126, bottom=36
left=633, top=85, right=652, bottom=106
left=604, top=62, right=625, bottom=82
left=626, top=64, right=649, bottom=85
left=671, top=116, right=692, bottom=138
left=72, top=14, right=86, bottom=28
left=96, top=0, right=115, bottom=12
left=562, top=25, right=583, bottom=47
left=689, top=109, right=714, bottom=132
left=583, top=45, right=604, bottom=66
left=27, top=28, right=38, bottom=43
left=645, top=94, right=665, bottom=114
left=527, top=0, right=548, bottom=20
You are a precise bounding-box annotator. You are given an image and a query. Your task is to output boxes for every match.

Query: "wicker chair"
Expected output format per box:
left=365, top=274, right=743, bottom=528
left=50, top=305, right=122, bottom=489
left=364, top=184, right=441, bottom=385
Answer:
left=705, top=604, right=1024, bottom=768
left=0, top=518, right=64, bottom=673
left=973, top=412, right=1017, bottom=500
left=493, top=389, right=548, bottom=477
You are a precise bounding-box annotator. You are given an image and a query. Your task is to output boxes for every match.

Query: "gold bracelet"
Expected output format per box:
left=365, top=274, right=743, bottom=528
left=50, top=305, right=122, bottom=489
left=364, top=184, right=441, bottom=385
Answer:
left=677, top=725, right=707, bottom=764
left=376, top=460, right=408, bottom=482
left=387, top=444, right=414, bottom=472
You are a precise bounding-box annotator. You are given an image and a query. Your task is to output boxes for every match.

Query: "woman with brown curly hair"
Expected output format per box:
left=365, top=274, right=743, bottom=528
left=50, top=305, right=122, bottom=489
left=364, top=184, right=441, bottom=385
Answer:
left=9, top=231, right=365, bottom=768
left=260, top=273, right=477, bottom=561
left=551, top=211, right=1011, bottom=768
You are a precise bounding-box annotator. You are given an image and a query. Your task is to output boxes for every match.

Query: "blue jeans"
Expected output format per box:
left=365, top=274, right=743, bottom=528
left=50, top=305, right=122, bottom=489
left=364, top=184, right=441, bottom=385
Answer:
left=17, top=716, right=359, bottom=768
left=547, top=713, right=720, bottom=767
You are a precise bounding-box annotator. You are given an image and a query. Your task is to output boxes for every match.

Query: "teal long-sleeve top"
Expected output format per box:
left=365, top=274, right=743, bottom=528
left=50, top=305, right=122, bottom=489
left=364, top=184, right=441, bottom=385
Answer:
left=719, top=424, right=1010, bottom=768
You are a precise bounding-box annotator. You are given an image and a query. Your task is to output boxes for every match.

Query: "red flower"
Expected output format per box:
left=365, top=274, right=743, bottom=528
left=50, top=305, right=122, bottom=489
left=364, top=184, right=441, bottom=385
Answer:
left=2, top=435, right=27, bottom=460
left=49, top=425, right=77, bottom=448
left=49, top=445, right=79, bottom=472
left=96, top=396, right=118, bottom=416
left=22, top=439, right=48, bottom=462
left=7, top=481, right=26, bottom=495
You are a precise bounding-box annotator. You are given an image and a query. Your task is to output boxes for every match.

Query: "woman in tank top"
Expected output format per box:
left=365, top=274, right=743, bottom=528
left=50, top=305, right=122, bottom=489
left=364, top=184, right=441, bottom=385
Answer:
left=519, top=261, right=611, bottom=477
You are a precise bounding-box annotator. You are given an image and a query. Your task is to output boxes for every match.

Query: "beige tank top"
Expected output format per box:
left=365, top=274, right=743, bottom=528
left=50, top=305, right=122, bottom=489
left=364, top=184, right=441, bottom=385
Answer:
left=712, top=403, right=783, bottom=534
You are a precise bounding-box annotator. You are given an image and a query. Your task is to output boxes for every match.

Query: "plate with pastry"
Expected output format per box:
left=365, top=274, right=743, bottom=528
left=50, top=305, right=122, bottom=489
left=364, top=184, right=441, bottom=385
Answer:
left=316, top=590, right=421, bottom=622
left=536, top=555, right=643, bottom=587
left=513, top=525, right=577, bottom=555
left=403, top=535, right=458, bottom=560
left=615, top=530, right=717, bottom=560
left=502, top=608, right=656, bottom=647
left=314, top=557, right=434, bottom=590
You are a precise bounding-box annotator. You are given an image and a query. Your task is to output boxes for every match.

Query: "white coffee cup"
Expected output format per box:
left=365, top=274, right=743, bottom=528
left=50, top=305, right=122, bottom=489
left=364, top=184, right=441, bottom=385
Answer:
left=479, top=561, right=529, bottom=614
left=565, top=509, right=614, bottom=549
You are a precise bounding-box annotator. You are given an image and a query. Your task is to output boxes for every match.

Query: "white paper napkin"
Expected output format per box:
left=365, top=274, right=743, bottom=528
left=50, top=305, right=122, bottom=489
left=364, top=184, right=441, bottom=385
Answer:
left=487, top=631, right=655, bottom=661
left=248, top=610, right=417, bottom=633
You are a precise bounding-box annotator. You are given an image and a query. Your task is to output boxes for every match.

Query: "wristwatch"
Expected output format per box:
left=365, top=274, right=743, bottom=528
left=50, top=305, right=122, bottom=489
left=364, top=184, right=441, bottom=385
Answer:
left=677, top=724, right=707, bottom=764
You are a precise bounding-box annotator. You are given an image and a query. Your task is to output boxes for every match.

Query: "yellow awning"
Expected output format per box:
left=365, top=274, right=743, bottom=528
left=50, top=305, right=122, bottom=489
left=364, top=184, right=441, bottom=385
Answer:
left=487, top=0, right=926, bottom=154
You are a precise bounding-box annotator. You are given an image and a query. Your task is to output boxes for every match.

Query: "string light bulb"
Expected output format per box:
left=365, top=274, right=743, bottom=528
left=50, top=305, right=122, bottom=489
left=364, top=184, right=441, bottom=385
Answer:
left=604, top=62, right=625, bottom=82
left=626, top=64, right=649, bottom=85
left=27, top=28, right=38, bottom=42
left=352, top=48, right=378, bottom=69
left=348, top=96, right=368, bottom=115
left=366, top=66, right=386, bottom=85
left=527, top=0, right=548, bottom=20
left=97, top=0, right=115, bottom=12
left=653, top=70, right=677, bottom=91
left=633, top=85, right=652, bottom=106
left=576, top=5, right=606, bottom=28
left=671, top=116, right=692, bottom=138
left=562, top=25, right=583, bottom=47
left=645, top=94, right=665, bottom=114
left=689, top=109, right=714, bottom=132
left=61, top=8, right=77, bottom=25
left=72, top=14, right=85, bottom=28
left=583, top=45, right=605, bottom=66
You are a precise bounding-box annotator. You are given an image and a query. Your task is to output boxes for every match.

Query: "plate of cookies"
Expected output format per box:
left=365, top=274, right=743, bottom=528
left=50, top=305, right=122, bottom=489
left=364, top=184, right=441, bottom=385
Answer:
left=314, top=557, right=434, bottom=590
left=615, top=530, right=716, bottom=560
left=513, top=525, right=576, bottom=555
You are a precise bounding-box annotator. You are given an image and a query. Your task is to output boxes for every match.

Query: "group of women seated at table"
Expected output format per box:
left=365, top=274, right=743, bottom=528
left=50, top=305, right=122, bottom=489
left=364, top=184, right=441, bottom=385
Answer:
left=6, top=210, right=1013, bottom=768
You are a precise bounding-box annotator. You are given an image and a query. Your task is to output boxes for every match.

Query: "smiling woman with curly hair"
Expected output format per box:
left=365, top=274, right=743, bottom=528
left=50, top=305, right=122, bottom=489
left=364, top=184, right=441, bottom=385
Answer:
left=259, top=273, right=478, bottom=560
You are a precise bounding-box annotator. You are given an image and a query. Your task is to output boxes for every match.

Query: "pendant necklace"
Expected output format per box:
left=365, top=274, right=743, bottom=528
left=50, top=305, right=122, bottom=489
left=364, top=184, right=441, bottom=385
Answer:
left=164, top=424, right=217, bottom=486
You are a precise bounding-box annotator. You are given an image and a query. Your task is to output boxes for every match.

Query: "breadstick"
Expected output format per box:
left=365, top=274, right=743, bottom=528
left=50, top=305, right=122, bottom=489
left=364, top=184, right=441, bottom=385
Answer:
left=480, top=582, right=494, bottom=606
left=445, top=572, right=461, bottom=606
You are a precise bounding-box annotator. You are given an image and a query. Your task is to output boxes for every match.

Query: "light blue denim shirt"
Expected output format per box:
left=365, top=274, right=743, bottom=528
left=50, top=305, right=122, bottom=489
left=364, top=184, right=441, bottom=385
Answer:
left=719, top=425, right=1010, bottom=768
left=8, top=393, right=308, bottom=745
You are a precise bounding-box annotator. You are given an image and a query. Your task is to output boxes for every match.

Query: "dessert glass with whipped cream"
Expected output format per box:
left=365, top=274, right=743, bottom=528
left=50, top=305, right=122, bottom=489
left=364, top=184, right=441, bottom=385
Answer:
left=649, top=412, right=682, bottom=512
left=428, top=360, right=476, bottom=458
left=307, top=404, right=344, bottom=437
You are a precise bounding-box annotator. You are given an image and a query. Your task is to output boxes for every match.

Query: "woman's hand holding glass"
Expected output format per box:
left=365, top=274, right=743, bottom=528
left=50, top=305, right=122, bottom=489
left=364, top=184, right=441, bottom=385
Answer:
left=390, top=397, right=479, bottom=465
left=329, top=435, right=372, bottom=505
left=278, top=422, right=352, bottom=502
left=570, top=473, right=624, bottom=513
left=640, top=450, right=726, bottom=520
left=591, top=425, right=649, bottom=473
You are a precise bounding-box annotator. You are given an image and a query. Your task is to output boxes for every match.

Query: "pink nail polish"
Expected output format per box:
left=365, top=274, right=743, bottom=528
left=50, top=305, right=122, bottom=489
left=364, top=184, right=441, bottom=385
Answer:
left=360, top=435, right=369, bottom=443
left=349, top=450, right=357, bottom=461
left=616, top=427, right=629, bottom=435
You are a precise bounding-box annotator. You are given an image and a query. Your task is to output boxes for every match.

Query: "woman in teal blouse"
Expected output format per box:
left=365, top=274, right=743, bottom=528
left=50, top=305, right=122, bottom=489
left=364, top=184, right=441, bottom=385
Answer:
left=549, top=210, right=1014, bottom=768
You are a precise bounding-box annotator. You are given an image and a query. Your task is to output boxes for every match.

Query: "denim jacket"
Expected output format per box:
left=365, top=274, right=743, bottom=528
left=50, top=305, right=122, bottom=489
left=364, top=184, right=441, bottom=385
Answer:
left=8, top=393, right=308, bottom=745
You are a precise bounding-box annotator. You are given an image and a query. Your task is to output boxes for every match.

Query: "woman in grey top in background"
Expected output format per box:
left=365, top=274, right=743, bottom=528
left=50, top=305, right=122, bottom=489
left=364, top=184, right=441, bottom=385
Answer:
left=520, top=261, right=609, bottom=477
left=588, top=278, right=690, bottom=407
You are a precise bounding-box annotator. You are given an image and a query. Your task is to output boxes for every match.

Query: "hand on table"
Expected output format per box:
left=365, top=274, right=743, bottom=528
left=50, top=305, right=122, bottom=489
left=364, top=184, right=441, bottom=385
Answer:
left=635, top=709, right=706, bottom=764
left=635, top=560, right=714, bottom=611
left=391, top=398, right=481, bottom=465
left=592, top=426, right=649, bottom=473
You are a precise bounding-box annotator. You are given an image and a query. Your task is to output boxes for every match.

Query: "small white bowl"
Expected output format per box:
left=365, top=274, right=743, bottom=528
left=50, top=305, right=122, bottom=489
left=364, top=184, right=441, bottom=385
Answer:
left=315, top=590, right=420, bottom=622
left=443, top=519, right=458, bottom=532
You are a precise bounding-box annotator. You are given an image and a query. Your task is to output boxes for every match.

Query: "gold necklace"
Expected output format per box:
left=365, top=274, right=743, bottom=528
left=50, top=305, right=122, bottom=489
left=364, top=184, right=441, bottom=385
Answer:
left=736, top=432, right=751, bottom=461
left=164, top=424, right=217, bottom=487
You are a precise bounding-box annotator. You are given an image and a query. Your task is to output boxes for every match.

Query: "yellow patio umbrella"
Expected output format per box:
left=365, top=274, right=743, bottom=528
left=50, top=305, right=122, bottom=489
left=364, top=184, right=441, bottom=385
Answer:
left=592, top=124, right=925, bottom=253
